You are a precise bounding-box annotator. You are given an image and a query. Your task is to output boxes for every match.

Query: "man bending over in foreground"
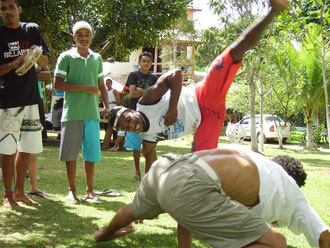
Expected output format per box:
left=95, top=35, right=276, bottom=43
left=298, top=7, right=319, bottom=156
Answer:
left=94, top=145, right=330, bottom=247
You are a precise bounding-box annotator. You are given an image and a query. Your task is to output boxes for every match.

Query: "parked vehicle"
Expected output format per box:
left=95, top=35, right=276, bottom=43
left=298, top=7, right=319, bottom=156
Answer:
left=238, top=115, right=292, bottom=143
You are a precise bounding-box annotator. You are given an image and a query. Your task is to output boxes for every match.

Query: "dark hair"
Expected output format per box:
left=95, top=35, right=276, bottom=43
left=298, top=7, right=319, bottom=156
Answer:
left=1, top=0, right=19, bottom=6
left=271, top=155, right=307, bottom=187
left=108, top=106, right=128, bottom=128
left=139, top=52, right=153, bottom=62
left=53, top=98, right=63, bottom=111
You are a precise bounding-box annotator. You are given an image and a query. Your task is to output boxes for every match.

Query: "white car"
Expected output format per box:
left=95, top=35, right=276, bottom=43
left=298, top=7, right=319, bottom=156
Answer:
left=238, top=115, right=292, bottom=143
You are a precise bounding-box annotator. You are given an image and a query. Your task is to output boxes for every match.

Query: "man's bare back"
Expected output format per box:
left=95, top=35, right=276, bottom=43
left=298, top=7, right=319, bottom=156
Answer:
left=196, top=148, right=260, bottom=207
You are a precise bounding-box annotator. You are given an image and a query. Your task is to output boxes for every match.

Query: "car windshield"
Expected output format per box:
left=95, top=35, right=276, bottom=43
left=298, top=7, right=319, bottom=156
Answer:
left=265, top=116, right=282, bottom=122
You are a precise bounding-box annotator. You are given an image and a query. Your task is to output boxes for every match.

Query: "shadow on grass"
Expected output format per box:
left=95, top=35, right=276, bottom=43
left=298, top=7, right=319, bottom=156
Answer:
left=0, top=138, right=324, bottom=247
left=0, top=199, right=99, bottom=247
left=156, top=144, right=191, bottom=155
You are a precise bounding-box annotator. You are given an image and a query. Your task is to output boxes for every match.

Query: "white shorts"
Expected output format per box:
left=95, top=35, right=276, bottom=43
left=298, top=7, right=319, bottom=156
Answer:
left=0, top=104, right=43, bottom=155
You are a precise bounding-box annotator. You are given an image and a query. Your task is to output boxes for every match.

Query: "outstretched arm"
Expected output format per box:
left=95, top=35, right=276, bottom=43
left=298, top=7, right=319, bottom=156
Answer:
left=230, top=0, right=290, bottom=62
left=94, top=204, right=136, bottom=243
left=140, top=69, right=182, bottom=126
left=178, top=224, right=192, bottom=248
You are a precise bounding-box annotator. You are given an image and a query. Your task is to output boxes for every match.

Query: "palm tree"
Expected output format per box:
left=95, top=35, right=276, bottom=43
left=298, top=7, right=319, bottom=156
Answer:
left=296, top=27, right=329, bottom=148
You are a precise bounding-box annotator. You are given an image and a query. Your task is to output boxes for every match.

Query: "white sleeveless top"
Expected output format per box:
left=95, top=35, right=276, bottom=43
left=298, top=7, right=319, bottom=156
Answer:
left=137, top=84, right=201, bottom=142
left=108, top=89, right=117, bottom=110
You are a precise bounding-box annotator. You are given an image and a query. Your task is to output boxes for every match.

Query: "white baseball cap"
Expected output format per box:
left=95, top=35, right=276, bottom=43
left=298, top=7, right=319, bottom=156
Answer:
left=72, top=21, right=93, bottom=34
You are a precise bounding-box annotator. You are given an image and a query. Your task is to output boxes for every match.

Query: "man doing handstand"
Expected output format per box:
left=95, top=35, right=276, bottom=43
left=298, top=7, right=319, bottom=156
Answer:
left=108, top=0, right=291, bottom=174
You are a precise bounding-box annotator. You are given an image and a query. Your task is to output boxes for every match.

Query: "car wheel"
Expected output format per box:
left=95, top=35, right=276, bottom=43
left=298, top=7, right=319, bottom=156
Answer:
left=257, top=133, right=266, bottom=143
left=282, top=138, right=287, bottom=144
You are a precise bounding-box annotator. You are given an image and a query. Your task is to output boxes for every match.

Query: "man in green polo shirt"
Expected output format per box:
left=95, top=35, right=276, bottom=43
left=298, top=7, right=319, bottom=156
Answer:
left=54, top=21, right=110, bottom=203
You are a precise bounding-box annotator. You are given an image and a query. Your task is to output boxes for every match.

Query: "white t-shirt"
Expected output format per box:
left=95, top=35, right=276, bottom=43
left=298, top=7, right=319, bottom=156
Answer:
left=108, top=89, right=117, bottom=110
left=137, top=84, right=201, bottom=142
left=225, top=145, right=328, bottom=247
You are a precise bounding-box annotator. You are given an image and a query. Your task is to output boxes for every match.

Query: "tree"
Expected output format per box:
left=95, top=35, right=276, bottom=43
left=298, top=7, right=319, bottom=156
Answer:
left=292, top=27, right=328, bottom=148
left=160, top=17, right=199, bottom=70
left=195, top=24, right=239, bottom=69
left=283, top=0, right=330, bottom=148
left=19, top=0, right=192, bottom=66
left=260, top=39, right=304, bottom=148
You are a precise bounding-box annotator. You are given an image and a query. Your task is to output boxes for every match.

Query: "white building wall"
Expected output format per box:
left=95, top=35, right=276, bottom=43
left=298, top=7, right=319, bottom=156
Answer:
left=103, top=49, right=141, bottom=76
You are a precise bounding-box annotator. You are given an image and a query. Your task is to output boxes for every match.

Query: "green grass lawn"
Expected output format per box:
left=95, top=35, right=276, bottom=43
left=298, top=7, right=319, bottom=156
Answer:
left=0, top=133, right=329, bottom=248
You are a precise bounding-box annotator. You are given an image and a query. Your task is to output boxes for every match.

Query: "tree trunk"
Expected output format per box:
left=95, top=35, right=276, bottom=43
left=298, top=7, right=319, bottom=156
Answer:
left=319, top=0, right=330, bottom=149
left=315, top=106, right=320, bottom=129
left=260, top=85, right=264, bottom=152
left=275, top=119, right=284, bottom=148
left=306, top=120, right=313, bottom=148
left=321, top=46, right=330, bottom=149
left=248, top=64, right=258, bottom=152
left=172, top=39, right=177, bottom=68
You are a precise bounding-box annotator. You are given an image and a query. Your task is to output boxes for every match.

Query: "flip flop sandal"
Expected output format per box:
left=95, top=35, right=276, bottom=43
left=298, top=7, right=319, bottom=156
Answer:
left=26, top=190, right=50, bottom=198
left=94, top=189, right=121, bottom=197
left=81, top=196, right=102, bottom=204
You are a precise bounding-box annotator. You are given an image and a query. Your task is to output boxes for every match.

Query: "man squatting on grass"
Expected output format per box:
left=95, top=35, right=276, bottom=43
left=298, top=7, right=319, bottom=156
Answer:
left=108, top=0, right=289, bottom=175
left=94, top=146, right=330, bottom=247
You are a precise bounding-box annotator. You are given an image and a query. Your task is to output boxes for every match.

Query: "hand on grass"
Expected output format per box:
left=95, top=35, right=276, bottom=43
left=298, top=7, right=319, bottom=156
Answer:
left=94, top=224, right=134, bottom=242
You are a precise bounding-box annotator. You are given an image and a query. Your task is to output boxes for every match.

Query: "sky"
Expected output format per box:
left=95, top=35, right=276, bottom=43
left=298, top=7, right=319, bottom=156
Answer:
left=193, top=0, right=221, bottom=30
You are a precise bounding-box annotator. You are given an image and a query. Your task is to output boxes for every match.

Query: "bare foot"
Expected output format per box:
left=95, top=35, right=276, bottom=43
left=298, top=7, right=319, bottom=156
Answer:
left=134, top=219, right=143, bottom=224
left=119, top=148, right=129, bottom=152
left=133, top=175, right=141, bottom=181
left=101, top=145, right=110, bottom=151
left=3, top=195, right=21, bottom=207
left=66, top=190, right=79, bottom=203
left=94, top=224, right=134, bottom=242
left=106, top=147, right=118, bottom=152
left=15, top=193, right=39, bottom=206
left=86, top=191, right=101, bottom=202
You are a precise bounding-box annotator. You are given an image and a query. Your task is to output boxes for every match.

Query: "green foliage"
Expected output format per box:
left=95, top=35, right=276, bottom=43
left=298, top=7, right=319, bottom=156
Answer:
left=293, top=0, right=330, bottom=26
left=226, top=80, right=252, bottom=116
left=195, top=27, right=230, bottom=68
left=196, top=0, right=329, bottom=128
left=160, top=17, right=199, bottom=69
left=18, top=0, right=192, bottom=66
left=297, top=25, right=327, bottom=121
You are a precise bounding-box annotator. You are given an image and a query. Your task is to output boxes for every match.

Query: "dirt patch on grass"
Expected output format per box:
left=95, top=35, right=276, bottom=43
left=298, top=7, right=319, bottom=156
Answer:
left=309, top=168, right=330, bottom=175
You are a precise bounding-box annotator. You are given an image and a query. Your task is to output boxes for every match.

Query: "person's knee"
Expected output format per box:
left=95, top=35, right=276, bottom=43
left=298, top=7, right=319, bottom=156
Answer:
left=273, top=231, right=286, bottom=247
left=268, top=229, right=286, bottom=248
left=256, top=227, right=286, bottom=248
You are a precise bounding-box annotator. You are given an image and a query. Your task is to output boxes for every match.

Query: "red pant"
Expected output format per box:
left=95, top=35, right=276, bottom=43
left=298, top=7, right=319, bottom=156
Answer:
left=193, top=47, right=242, bottom=152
